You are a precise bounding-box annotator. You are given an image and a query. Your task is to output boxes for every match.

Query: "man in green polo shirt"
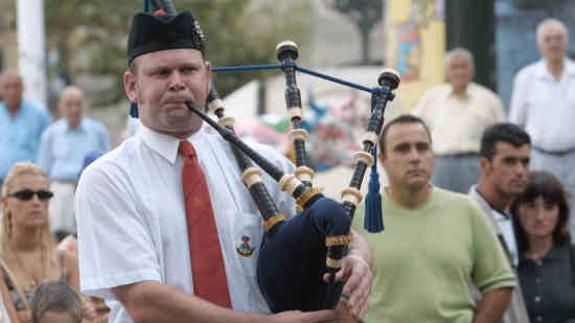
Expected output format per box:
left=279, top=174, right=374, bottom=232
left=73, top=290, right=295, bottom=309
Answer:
left=354, top=115, right=516, bottom=323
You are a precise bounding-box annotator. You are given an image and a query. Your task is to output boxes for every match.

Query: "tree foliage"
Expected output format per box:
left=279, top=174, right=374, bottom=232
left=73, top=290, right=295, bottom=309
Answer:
left=324, top=0, right=383, bottom=64
left=43, top=0, right=311, bottom=107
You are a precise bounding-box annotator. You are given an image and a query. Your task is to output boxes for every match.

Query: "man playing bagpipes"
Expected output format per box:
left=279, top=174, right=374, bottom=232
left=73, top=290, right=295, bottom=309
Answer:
left=74, top=3, right=372, bottom=322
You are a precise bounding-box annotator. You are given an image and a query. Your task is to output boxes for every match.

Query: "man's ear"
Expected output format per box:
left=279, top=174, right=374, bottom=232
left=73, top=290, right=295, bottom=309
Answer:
left=479, top=156, right=491, bottom=175
left=124, top=70, right=137, bottom=103
left=379, top=152, right=386, bottom=166
left=204, top=60, right=213, bottom=95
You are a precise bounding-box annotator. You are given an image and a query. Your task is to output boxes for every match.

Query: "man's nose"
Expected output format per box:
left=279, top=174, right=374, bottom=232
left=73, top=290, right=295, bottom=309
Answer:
left=407, top=147, right=421, bottom=162
left=514, top=162, right=528, bottom=176
left=168, top=72, right=186, bottom=90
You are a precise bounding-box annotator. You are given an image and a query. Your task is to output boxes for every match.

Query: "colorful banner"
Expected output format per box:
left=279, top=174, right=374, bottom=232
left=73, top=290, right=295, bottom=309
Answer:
left=385, top=0, right=445, bottom=114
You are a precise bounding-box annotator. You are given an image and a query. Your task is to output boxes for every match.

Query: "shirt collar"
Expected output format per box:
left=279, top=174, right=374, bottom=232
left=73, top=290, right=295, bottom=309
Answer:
left=519, top=244, right=570, bottom=263
left=545, top=244, right=570, bottom=261
left=471, top=185, right=510, bottom=218
left=66, top=118, right=86, bottom=131
left=448, top=82, right=471, bottom=98
left=139, top=125, right=206, bottom=164
left=533, top=58, right=575, bottom=80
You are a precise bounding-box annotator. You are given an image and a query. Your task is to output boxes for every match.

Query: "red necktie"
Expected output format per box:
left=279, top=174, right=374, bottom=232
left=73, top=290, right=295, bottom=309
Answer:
left=179, top=140, right=232, bottom=308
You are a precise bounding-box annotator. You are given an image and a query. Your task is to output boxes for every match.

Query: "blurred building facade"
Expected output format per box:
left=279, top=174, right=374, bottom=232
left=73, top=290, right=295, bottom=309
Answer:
left=0, top=0, right=18, bottom=74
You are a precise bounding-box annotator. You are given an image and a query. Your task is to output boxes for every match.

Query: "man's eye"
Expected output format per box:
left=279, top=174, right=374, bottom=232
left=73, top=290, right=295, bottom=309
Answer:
left=395, top=145, right=410, bottom=153
left=503, top=158, right=515, bottom=165
left=416, top=143, right=429, bottom=152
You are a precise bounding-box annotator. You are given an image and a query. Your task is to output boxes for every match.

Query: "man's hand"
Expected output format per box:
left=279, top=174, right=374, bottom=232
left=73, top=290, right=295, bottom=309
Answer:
left=323, top=253, right=372, bottom=319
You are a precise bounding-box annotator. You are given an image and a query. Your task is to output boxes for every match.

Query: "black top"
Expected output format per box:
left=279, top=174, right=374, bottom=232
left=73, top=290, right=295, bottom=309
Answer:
left=518, top=244, right=575, bottom=323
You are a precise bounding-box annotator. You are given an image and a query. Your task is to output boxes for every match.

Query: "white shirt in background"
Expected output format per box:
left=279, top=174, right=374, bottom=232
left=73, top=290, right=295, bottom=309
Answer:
left=509, top=58, right=575, bottom=152
left=413, top=82, right=505, bottom=155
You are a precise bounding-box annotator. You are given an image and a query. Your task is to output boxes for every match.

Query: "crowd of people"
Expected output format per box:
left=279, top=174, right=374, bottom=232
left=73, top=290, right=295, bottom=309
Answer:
left=0, top=5, right=573, bottom=323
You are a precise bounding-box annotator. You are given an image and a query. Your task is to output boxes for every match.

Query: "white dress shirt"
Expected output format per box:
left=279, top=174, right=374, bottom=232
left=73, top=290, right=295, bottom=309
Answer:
left=509, top=58, right=575, bottom=152
left=491, top=208, right=518, bottom=267
left=412, top=82, right=505, bottom=155
left=75, top=125, right=295, bottom=322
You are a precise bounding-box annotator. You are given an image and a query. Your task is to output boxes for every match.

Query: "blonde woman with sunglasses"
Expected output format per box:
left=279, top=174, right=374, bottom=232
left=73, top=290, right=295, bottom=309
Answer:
left=0, top=162, right=80, bottom=323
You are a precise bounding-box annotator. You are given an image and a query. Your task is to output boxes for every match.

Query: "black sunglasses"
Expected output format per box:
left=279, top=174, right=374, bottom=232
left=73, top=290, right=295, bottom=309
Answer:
left=7, top=189, right=54, bottom=201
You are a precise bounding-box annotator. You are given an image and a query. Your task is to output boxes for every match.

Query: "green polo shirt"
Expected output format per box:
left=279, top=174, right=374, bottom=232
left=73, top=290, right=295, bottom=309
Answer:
left=353, top=187, right=516, bottom=323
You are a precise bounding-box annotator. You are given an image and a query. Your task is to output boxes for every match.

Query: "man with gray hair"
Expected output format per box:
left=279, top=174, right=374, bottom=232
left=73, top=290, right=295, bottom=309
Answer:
left=412, top=47, right=506, bottom=193
left=509, top=18, right=575, bottom=237
left=38, top=85, right=110, bottom=237
left=0, top=70, right=51, bottom=185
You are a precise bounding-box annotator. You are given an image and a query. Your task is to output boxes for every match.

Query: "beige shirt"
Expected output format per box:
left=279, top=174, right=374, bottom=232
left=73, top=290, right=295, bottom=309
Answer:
left=412, top=82, right=505, bottom=155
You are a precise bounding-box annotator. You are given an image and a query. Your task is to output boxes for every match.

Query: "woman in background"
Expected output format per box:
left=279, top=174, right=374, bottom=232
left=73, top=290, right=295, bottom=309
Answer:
left=0, top=162, right=80, bottom=323
left=511, top=171, right=575, bottom=323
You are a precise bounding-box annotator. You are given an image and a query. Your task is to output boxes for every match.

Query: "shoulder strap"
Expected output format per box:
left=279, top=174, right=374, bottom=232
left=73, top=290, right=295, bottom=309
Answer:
left=59, top=251, right=68, bottom=282
left=0, top=256, right=30, bottom=311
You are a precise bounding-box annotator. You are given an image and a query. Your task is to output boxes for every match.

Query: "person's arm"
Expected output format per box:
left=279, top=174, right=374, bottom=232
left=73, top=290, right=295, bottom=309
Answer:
left=472, top=287, right=513, bottom=323
left=0, top=277, right=19, bottom=323
left=113, top=280, right=338, bottom=323
left=491, top=93, right=506, bottom=122
left=508, top=70, right=529, bottom=127
left=36, top=129, right=52, bottom=173
left=63, top=250, right=80, bottom=292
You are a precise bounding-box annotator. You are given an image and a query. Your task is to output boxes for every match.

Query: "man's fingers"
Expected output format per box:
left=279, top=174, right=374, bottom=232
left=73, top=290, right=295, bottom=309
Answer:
left=342, top=266, right=362, bottom=295
left=348, top=274, right=371, bottom=309
left=356, top=297, right=369, bottom=319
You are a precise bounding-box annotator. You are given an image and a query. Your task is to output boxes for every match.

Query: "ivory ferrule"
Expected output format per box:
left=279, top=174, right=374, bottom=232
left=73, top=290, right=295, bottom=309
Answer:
left=279, top=174, right=301, bottom=196
left=295, top=166, right=315, bottom=182
left=353, top=151, right=373, bottom=167
left=241, top=167, right=263, bottom=188
left=288, top=107, right=303, bottom=120
left=207, top=98, right=224, bottom=114
left=341, top=187, right=362, bottom=206
left=362, top=131, right=378, bottom=146
left=288, top=128, right=308, bottom=142
left=218, top=116, right=235, bottom=128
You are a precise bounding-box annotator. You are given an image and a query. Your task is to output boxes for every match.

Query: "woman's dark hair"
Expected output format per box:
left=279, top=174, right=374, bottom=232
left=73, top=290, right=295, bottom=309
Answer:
left=31, top=281, right=82, bottom=323
left=511, top=171, right=571, bottom=252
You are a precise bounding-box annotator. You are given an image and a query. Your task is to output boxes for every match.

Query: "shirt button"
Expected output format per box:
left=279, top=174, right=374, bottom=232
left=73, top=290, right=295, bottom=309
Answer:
left=536, top=315, right=542, bottom=322
left=534, top=296, right=541, bottom=303
left=536, top=260, right=543, bottom=266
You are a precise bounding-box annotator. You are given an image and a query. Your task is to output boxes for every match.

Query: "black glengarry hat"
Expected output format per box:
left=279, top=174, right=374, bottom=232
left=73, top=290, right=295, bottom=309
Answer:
left=127, top=11, right=204, bottom=63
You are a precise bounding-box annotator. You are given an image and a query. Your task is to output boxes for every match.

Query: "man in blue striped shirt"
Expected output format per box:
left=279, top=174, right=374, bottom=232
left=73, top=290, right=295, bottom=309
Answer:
left=38, top=86, right=110, bottom=237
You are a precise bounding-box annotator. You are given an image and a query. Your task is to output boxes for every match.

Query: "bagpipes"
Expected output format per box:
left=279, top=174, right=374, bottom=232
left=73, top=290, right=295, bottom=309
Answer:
left=146, top=0, right=399, bottom=313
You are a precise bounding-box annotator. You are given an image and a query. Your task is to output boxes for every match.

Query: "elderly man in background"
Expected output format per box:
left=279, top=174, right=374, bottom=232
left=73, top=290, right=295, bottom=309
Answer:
left=0, top=71, right=52, bottom=186
left=509, top=18, right=575, bottom=237
left=413, top=47, right=505, bottom=193
left=38, top=86, right=110, bottom=237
